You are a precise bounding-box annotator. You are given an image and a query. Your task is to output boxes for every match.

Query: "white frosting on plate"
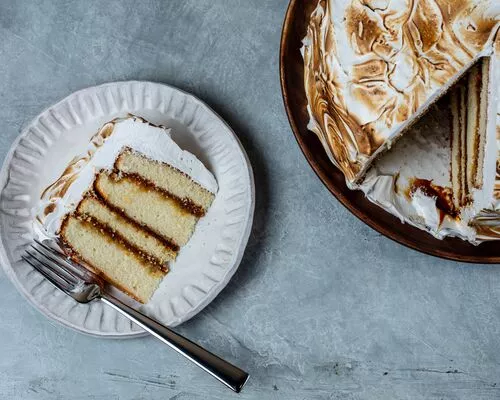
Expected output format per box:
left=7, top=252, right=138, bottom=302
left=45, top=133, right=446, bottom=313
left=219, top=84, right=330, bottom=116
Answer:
left=37, top=115, right=218, bottom=236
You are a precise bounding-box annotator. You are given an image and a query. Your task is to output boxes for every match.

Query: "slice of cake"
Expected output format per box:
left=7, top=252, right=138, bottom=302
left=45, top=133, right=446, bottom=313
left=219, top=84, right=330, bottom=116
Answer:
left=302, top=0, right=499, bottom=186
left=37, top=116, right=217, bottom=303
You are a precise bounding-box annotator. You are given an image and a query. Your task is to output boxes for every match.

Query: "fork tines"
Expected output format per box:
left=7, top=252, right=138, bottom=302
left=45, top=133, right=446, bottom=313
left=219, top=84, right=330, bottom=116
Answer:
left=22, top=239, right=86, bottom=293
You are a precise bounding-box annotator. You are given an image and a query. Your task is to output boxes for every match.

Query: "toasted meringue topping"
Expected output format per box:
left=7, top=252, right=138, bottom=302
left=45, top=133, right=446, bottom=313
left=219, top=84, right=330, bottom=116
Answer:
left=303, top=0, right=499, bottom=184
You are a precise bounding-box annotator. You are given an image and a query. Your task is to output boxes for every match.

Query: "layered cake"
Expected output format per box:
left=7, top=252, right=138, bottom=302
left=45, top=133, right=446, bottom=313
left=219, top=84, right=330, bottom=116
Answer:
left=302, top=0, right=500, bottom=243
left=358, top=57, right=498, bottom=241
left=302, top=0, right=499, bottom=185
left=37, top=116, right=217, bottom=302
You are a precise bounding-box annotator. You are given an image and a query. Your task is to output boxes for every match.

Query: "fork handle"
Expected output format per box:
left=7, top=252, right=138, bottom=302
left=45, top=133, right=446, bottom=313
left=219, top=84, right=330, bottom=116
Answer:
left=101, top=294, right=249, bottom=393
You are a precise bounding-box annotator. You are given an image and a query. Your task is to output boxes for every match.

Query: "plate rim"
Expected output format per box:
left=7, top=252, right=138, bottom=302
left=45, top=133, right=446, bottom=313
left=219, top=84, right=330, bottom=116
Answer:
left=279, top=0, right=499, bottom=264
left=0, top=80, right=255, bottom=338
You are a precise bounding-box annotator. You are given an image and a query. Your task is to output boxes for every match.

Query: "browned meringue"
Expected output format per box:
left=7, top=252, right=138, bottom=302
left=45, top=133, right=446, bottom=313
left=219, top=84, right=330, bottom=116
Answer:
left=303, top=0, right=499, bottom=185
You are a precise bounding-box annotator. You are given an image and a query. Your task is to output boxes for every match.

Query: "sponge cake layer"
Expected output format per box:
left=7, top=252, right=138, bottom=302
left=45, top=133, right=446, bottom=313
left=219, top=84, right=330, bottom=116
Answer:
left=61, top=215, right=166, bottom=303
left=94, top=172, right=198, bottom=247
left=115, top=148, right=215, bottom=215
left=77, top=195, right=177, bottom=266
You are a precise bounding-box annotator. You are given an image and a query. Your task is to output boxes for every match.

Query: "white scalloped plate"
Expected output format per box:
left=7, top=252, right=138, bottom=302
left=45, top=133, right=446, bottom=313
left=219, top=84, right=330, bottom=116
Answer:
left=0, top=81, right=254, bottom=338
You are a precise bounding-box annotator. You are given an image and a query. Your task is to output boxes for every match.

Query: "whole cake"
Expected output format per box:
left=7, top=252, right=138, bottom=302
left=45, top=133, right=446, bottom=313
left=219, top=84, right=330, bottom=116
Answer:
left=37, top=116, right=217, bottom=302
left=302, top=0, right=500, bottom=243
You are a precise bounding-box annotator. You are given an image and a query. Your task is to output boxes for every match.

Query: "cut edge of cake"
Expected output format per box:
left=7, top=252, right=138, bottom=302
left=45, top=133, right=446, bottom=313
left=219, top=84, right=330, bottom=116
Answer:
left=449, top=55, right=498, bottom=219
left=356, top=49, right=499, bottom=243
left=115, top=147, right=216, bottom=215
left=93, top=171, right=199, bottom=248
left=76, top=193, right=178, bottom=266
left=60, top=214, right=167, bottom=303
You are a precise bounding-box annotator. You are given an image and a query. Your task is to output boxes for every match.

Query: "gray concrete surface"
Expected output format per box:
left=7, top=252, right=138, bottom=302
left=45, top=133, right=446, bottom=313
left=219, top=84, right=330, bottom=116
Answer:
left=1, top=1, right=500, bottom=399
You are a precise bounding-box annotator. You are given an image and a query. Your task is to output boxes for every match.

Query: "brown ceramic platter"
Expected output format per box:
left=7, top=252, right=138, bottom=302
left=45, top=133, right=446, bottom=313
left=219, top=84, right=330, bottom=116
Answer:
left=280, top=0, right=499, bottom=263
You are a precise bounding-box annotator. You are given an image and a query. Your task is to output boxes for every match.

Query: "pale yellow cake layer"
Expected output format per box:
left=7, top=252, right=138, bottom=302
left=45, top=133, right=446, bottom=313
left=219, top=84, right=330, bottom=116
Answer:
left=61, top=216, right=165, bottom=303
left=115, top=149, right=215, bottom=212
left=78, top=196, right=177, bottom=265
left=451, top=80, right=467, bottom=208
left=474, top=57, right=490, bottom=188
left=466, top=61, right=483, bottom=190
left=94, top=173, right=198, bottom=247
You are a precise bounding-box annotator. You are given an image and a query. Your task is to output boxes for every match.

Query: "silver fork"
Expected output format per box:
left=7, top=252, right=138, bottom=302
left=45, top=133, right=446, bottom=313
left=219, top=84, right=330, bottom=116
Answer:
left=22, top=238, right=249, bottom=393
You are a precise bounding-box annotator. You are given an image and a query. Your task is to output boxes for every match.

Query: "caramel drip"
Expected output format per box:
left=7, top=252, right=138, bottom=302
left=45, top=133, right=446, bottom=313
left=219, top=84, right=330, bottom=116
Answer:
left=43, top=203, right=56, bottom=216
left=406, top=178, right=459, bottom=221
